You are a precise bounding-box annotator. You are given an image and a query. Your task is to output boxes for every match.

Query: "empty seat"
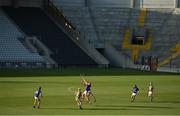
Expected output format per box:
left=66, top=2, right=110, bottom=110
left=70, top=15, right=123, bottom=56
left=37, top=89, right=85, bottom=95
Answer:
left=0, top=9, right=44, bottom=63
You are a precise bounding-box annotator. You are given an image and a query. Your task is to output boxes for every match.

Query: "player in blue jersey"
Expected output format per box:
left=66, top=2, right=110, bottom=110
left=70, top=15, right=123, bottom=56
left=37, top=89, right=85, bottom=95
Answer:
left=33, top=87, right=43, bottom=109
left=81, top=78, right=91, bottom=103
left=131, top=84, right=139, bottom=102
left=81, top=78, right=96, bottom=103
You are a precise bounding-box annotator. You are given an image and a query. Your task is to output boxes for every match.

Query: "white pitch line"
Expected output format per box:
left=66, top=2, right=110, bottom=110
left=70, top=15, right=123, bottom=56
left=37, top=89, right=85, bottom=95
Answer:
left=67, top=86, right=75, bottom=93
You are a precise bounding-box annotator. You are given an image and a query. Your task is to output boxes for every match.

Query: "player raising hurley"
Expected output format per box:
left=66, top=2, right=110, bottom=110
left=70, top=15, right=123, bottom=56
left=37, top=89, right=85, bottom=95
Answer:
left=74, top=88, right=83, bottom=109
left=81, top=78, right=96, bottom=103
left=148, top=82, right=154, bottom=102
left=131, top=84, right=139, bottom=102
left=33, top=86, right=43, bottom=109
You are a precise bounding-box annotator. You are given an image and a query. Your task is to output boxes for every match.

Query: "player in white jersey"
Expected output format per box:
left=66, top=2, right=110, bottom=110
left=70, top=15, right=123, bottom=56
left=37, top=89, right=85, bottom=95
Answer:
left=33, top=87, right=43, bottom=109
left=148, top=82, right=154, bottom=102
left=74, top=88, right=82, bottom=109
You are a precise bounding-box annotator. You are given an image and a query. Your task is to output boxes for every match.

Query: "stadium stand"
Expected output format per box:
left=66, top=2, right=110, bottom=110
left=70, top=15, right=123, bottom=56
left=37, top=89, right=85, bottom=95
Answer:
left=58, top=7, right=100, bottom=47
left=54, top=2, right=131, bottom=47
left=91, top=7, right=131, bottom=46
left=54, top=4, right=180, bottom=69
left=0, top=0, right=180, bottom=71
left=2, top=6, right=98, bottom=66
left=93, top=7, right=179, bottom=66
left=146, top=9, right=180, bottom=67
left=0, top=9, right=44, bottom=67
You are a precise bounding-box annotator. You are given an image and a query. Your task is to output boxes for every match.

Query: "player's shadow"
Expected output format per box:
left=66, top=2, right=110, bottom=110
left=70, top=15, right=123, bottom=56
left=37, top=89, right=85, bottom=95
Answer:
left=40, top=107, right=79, bottom=110
left=41, top=107, right=137, bottom=111
left=94, top=105, right=176, bottom=109
left=83, top=107, right=137, bottom=110
left=154, top=101, right=180, bottom=104
left=138, top=100, right=180, bottom=104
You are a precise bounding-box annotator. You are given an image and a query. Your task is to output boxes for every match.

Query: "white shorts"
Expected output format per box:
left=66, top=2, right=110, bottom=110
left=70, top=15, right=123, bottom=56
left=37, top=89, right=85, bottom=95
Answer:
left=75, top=97, right=79, bottom=101
left=75, top=97, right=82, bottom=105
left=148, top=91, right=153, bottom=96
left=34, top=96, right=39, bottom=100
left=132, top=92, right=137, bottom=96
left=83, top=90, right=91, bottom=95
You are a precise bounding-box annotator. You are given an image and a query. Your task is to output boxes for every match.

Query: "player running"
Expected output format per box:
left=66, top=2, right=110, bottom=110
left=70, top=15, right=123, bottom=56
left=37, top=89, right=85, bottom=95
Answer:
left=81, top=78, right=96, bottom=103
left=148, top=82, right=154, bottom=102
left=33, top=86, right=43, bottom=109
left=131, top=84, right=139, bottom=102
left=74, top=88, right=83, bottom=109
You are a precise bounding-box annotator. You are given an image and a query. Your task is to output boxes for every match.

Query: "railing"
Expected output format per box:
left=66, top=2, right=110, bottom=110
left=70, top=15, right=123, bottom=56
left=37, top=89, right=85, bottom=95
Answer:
left=157, top=67, right=180, bottom=73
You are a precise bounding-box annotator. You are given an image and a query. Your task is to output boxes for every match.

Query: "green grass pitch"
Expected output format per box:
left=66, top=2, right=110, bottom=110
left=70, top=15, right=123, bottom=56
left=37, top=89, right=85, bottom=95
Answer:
left=0, top=69, right=180, bottom=115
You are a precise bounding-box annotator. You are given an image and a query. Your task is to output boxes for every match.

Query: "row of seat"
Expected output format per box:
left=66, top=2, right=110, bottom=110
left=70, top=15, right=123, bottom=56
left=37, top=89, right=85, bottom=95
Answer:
left=2, top=6, right=97, bottom=65
left=56, top=7, right=180, bottom=67
left=0, top=9, right=44, bottom=63
left=59, top=6, right=99, bottom=45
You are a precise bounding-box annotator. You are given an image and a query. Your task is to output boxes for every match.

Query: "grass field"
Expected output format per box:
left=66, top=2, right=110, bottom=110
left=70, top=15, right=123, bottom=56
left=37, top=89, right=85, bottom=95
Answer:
left=0, top=68, right=180, bottom=115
